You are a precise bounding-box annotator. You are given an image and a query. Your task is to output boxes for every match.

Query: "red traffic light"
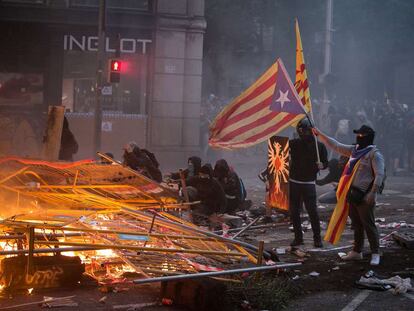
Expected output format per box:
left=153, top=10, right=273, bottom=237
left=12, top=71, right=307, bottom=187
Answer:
left=110, top=60, right=121, bottom=72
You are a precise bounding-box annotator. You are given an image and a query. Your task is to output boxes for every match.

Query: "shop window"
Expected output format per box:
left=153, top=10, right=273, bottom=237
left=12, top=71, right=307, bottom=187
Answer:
left=62, top=52, right=148, bottom=115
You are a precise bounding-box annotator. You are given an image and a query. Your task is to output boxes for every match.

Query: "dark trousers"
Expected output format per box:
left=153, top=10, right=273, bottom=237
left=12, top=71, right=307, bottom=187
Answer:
left=289, top=181, right=321, bottom=242
left=349, top=201, right=379, bottom=253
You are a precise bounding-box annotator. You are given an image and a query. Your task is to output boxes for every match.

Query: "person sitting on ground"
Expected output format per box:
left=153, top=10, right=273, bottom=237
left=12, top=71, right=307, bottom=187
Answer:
left=122, top=142, right=162, bottom=182
left=186, top=164, right=227, bottom=224
left=313, top=125, right=385, bottom=265
left=214, top=159, right=246, bottom=214
left=316, top=155, right=348, bottom=204
left=169, top=156, right=202, bottom=181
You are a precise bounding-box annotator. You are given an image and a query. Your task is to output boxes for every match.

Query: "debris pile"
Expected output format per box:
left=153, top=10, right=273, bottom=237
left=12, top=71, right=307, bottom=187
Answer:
left=0, top=157, right=298, bottom=291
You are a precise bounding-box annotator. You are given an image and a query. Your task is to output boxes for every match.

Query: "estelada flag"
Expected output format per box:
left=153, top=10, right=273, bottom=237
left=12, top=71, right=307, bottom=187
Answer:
left=294, top=19, right=312, bottom=113
left=209, top=58, right=305, bottom=149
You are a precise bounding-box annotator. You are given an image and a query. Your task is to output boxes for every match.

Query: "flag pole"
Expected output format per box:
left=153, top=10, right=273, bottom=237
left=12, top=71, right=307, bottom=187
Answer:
left=295, top=18, right=321, bottom=164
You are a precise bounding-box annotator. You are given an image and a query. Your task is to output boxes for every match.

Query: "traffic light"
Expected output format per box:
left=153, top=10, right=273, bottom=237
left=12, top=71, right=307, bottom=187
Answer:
left=108, top=59, right=121, bottom=83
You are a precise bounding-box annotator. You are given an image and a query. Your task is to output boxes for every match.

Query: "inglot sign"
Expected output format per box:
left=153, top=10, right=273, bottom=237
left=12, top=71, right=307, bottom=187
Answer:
left=63, top=35, right=152, bottom=54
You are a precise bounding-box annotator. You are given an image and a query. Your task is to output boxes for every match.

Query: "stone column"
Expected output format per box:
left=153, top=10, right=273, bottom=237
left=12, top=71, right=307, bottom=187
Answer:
left=148, top=0, right=206, bottom=168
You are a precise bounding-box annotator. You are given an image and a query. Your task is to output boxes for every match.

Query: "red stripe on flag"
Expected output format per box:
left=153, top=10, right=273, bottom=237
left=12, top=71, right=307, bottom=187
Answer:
left=213, top=74, right=277, bottom=132
left=220, top=111, right=276, bottom=142
left=220, top=114, right=297, bottom=147
left=329, top=202, right=349, bottom=244
left=223, top=96, right=273, bottom=129
left=337, top=175, right=351, bottom=198
left=240, top=114, right=297, bottom=144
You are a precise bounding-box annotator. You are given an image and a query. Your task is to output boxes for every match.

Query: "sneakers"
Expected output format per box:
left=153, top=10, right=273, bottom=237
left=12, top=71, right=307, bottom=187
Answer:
left=290, top=239, right=304, bottom=247
left=341, top=250, right=363, bottom=261
left=370, top=253, right=380, bottom=266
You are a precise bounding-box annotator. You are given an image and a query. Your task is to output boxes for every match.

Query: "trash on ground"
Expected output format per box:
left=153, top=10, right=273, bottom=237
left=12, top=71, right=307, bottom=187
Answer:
left=309, top=271, right=320, bottom=277
left=41, top=296, right=78, bottom=308
left=275, top=248, right=286, bottom=255
left=338, top=252, right=347, bottom=258
left=356, top=275, right=412, bottom=294
left=392, top=231, right=414, bottom=249
left=113, top=302, right=158, bottom=310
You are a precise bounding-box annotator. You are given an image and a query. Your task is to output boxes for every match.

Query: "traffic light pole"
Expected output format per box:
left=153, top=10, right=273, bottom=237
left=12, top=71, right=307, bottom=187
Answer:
left=93, top=0, right=106, bottom=157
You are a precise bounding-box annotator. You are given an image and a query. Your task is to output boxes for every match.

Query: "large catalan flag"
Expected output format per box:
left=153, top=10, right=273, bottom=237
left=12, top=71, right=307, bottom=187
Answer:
left=294, top=19, right=312, bottom=113
left=324, top=146, right=374, bottom=244
left=209, top=59, right=305, bottom=149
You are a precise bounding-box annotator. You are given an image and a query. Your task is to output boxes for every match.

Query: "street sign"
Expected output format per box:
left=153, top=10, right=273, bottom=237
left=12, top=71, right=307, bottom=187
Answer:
left=101, top=85, right=112, bottom=96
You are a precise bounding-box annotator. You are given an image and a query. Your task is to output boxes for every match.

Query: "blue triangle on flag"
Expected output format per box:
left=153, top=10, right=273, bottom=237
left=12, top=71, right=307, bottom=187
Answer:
left=270, top=59, right=305, bottom=115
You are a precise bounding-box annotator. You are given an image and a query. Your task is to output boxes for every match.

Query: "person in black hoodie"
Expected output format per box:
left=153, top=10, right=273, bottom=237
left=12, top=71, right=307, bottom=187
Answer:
left=59, top=117, right=78, bottom=161
left=122, top=142, right=162, bottom=183
left=214, top=159, right=245, bottom=214
left=170, top=156, right=202, bottom=181
left=186, top=164, right=227, bottom=220
left=289, top=118, right=328, bottom=248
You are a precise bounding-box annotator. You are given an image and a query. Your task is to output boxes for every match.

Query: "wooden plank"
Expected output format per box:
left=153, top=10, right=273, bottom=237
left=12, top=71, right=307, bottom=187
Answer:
left=41, top=105, right=65, bottom=161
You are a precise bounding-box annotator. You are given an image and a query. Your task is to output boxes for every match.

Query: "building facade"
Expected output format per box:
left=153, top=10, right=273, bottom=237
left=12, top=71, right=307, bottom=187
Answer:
left=0, top=0, right=205, bottom=166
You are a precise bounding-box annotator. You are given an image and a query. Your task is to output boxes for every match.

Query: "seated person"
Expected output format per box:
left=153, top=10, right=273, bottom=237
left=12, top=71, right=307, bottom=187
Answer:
left=122, top=142, right=162, bottom=183
left=169, top=156, right=202, bottom=181
left=316, top=155, right=348, bottom=204
left=214, top=159, right=246, bottom=214
left=186, top=164, right=227, bottom=223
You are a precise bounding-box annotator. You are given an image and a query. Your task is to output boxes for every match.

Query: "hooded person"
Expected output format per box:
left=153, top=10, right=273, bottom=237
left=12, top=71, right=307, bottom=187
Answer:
left=59, top=117, right=78, bottom=161
left=313, top=124, right=385, bottom=266
left=289, top=118, right=329, bottom=248
left=122, top=142, right=162, bottom=182
left=186, top=164, right=227, bottom=220
left=170, top=156, right=202, bottom=181
left=214, top=159, right=245, bottom=214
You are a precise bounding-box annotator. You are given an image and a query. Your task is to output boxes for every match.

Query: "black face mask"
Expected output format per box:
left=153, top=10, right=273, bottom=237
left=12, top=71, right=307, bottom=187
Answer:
left=356, top=135, right=373, bottom=149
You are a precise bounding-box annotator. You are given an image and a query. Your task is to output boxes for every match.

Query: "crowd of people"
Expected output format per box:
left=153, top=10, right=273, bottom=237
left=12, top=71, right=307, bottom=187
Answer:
left=312, top=97, right=414, bottom=175
left=121, top=144, right=248, bottom=225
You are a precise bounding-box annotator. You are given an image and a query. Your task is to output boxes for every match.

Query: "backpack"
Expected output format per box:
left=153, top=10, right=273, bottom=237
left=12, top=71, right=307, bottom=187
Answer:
left=239, top=177, right=247, bottom=202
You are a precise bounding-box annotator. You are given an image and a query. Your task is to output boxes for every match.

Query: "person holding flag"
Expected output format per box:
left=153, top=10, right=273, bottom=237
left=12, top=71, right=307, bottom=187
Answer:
left=312, top=125, right=385, bottom=265
left=289, top=118, right=328, bottom=248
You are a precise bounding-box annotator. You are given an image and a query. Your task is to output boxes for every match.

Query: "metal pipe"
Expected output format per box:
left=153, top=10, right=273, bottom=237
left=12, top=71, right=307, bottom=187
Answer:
left=0, top=233, right=83, bottom=240
left=1, top=220, right=216, bottom=241
left=122, top=207, right=271, bottom=257
left=214, top=223, right=287, bottom=234
left=232, top=217, right=260, bottom=239
left=34, top=241, right=246, bottom=257
left=133, top=262, right=301, bottom=284
left=0, top=246, right=103, bottom=256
